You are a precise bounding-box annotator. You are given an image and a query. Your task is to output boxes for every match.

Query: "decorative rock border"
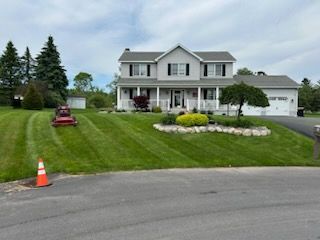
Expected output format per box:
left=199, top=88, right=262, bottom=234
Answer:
left=153, top=123, right=271, bottom=137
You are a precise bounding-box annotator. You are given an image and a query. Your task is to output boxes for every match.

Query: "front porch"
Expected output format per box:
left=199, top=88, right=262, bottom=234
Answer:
left=117, top=86, right=237, bottom=113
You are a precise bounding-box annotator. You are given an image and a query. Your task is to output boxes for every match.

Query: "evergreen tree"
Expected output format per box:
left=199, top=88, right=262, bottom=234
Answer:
left=0, top=41, right=22, bottom=105
left=35, top=36, right=68, bottom=100
left=20, top=47, right=35, bottom=84
left=22, top=83, right=44, bottom=110
left=298, top=78, right=313, bottom=111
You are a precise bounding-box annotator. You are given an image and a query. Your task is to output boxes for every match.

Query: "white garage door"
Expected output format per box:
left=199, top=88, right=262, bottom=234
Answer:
left=265, top=97, right=289, bottom=116
left=242, top=97, right=290, bottom=116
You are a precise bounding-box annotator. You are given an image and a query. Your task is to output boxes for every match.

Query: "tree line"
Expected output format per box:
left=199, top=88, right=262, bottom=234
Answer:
left=0, top=36, right=68, bottom=108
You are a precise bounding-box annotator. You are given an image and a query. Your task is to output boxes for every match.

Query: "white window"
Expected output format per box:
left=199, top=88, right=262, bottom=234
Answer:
left=171, top=63, right=186, bottom=76
left=133, top=64, right=147, bottom=76
left=178, top=63, right=186, bottom=75
left=171, top=64, right=178, bottom=75
left=206, top=89, right=216, bottom=100
left=133, top=64, right=140, bottom=76
left=207, top=64, right=214, bottom=76
left=140, top=64, right=147, bottom=76
left=215, top=64, right=222, bottom=76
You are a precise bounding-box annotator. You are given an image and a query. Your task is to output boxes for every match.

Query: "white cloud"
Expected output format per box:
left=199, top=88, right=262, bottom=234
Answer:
left=0, top=0, right=319, bottom=88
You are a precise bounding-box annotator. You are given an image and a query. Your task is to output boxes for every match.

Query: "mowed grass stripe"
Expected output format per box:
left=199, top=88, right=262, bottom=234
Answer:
left=0, top=111, right=35, bottom=181
left=92, top=114, right=202, bottom=167
left=84, top=113, right=168, bottom=170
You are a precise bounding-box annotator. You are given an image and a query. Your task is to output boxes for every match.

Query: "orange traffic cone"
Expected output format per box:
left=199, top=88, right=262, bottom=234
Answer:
left=36, top=158, right=51, bottom=187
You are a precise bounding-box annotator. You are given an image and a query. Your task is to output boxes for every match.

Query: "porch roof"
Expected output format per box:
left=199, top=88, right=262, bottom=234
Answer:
left=118, top=78, right=236, bottom=87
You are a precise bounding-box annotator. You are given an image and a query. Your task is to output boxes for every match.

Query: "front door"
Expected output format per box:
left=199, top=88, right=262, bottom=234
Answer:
left=174, top=90, right=182, bottom=108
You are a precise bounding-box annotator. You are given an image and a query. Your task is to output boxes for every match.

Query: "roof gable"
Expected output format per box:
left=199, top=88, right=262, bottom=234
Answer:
left=154, top=43, right=203, bottom=62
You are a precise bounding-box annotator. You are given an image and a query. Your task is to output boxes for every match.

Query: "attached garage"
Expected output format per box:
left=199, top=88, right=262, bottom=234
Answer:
left=234, top=76, right=299, bottom=117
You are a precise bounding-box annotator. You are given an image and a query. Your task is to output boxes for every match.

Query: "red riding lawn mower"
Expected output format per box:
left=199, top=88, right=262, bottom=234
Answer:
left=51, top=105, right=78, bottom=127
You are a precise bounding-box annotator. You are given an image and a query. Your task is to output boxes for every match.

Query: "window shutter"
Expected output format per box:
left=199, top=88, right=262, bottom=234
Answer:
left=204, top=64, right=208, bottom=76
left=129, top=64, right=133, bottom=76
left=186, top=64, right=190, bottom=76
left=129, top=89, right=133, bottom=99
left=204, top=89, right=207, bottom=99
left=222, top=64, right=226, bottom=76
left=147, top=89, right=150, bottom=99
left=168, top=64, right=171, bottom=76
left=147, top=64, right=150, bottom=76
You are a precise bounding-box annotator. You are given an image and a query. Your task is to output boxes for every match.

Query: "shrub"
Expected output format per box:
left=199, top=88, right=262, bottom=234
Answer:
left=133, top=96, right=149, bottom=111
left=89, top=94, right=106, bottom=108
left=215, top=119, right=254, bottom=128
left=207, top=110, right=213, bottom=115
left=176, top=113, right=209, bottom=127
left=161, top=114, right=177, bottom=125
left=200, top=110, right=207, bottom=114
left=22, top=84, right=44, bottom=110
left=152, top=106, right=162, bottom=113
left=178, top=111, right=185, bottom=115
left=192, top=107, right=198, bottom=113
left=44, top=91, right=65, bottom=108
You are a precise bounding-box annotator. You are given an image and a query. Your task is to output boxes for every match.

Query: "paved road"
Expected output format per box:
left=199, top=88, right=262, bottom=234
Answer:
left=262, top=116, right=320, bottom=138
left=1, top=168, right=320, bottom=240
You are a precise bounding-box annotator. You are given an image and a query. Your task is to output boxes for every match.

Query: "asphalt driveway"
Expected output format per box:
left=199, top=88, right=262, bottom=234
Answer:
left=262, top=116, right=320, bottom=138
left=1, top=168, right=320, bottom=240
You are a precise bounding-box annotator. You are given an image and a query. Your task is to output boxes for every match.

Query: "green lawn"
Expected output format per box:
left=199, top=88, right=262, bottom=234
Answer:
left=305, top=113, right=320, bottom=117
left=0, top=107, right=317, bottom=182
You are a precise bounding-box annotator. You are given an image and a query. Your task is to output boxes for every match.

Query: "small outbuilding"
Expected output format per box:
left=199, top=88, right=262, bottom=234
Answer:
left=67, top=96, right=86, bottom=109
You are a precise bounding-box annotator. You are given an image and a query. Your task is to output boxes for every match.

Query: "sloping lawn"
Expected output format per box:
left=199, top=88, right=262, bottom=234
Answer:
left=0, top=107, right=317, bottom=182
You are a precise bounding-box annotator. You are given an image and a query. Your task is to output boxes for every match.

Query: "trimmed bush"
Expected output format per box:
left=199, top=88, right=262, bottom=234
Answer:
left=22, top=84, right=44, bottom=110
left=89, top=94, right=106, bottom=108
left=192, top=107, right=198, bottom=113
left=178, top=111, right=185, bottom=115
left=215, top=119, right=254, bottom=128
left=152, top=106, right=162, bottom=113
left=176, top=113, right=209, bottom=127
left=161, top=114, right=177, bottom=125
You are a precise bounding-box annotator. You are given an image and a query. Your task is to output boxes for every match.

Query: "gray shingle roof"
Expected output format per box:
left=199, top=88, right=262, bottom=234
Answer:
left=118, top=51, right=236, bottom=62
left=234, top=75, right=299, bottom=88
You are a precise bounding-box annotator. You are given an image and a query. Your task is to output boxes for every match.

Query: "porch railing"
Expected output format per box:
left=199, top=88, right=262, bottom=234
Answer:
left=120, top=99, right=170, bottom=111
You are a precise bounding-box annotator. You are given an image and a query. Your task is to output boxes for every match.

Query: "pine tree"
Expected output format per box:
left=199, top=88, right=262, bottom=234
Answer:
left=22, top=83, right=44, bottom=110
left=20, top=47, right=35, bottom=84
left=0, top=41, right=22, bottom=105
left=35, top=36, right=68, bottom=100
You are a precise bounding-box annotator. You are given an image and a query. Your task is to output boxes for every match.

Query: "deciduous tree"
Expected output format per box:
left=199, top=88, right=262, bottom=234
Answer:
left=220, top=82, right=269, bottom=120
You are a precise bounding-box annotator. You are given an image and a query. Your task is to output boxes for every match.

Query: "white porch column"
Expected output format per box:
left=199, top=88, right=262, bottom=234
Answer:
left=197, top=87, right=201, bottom=110
left=137, top=86, right=140, bottom=96
left=216, top=86, right=220, bottom=110
left=117, top=86, right=121, bottom=109
left=156, top=87, right=160, bottom=107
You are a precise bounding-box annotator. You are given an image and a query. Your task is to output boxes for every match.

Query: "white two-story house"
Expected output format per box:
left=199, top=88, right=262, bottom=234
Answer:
left=117, top=44, right=299, bottom=116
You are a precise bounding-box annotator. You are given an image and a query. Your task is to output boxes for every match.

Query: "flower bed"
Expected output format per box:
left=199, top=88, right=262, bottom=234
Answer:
left=153, top=123, right=271, bottom=137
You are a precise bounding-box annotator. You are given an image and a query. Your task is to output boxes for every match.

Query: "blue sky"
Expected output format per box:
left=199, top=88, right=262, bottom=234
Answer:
left=0, top=0, right=319, bottom=91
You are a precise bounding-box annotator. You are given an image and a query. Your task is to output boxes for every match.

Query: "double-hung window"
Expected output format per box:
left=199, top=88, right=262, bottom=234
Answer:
left=133, top=64, right=147, bottom=76
left=170, top=63, right=186, bottom=76
left=215, top=64, right=222, bottom=76
left=171, top=64, right=178, bottom=75
left=207, top=64, right=214, bottom=76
